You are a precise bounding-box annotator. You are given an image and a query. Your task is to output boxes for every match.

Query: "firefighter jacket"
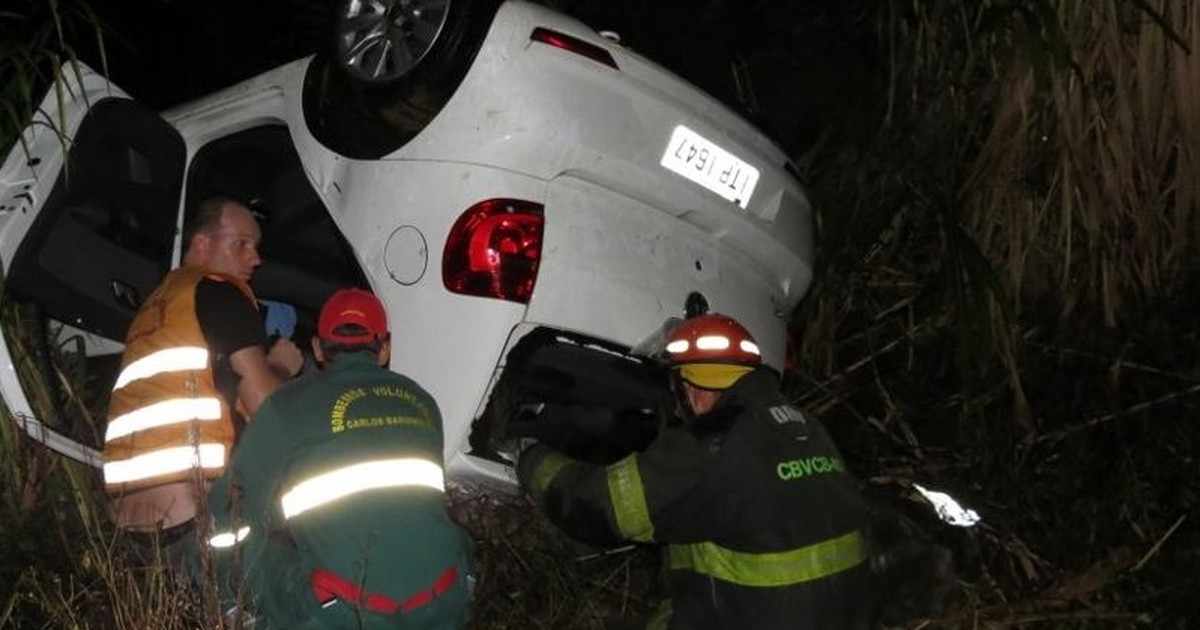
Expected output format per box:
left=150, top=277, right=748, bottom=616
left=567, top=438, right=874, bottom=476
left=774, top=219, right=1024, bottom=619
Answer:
left=103, top=266, right=255, bottom=495
left=207, top=351, right=474, bottom=629
left=519, top=368, right=878, bottom=630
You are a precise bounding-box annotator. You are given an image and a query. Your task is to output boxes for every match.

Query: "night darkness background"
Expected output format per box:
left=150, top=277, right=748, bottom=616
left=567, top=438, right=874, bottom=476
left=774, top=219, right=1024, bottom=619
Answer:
left=3, top=0, right=1200, bottom=627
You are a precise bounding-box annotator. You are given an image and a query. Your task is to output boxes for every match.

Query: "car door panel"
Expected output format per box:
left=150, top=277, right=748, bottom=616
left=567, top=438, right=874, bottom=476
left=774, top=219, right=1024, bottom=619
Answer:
left=0, top=63, right=185, bottom=466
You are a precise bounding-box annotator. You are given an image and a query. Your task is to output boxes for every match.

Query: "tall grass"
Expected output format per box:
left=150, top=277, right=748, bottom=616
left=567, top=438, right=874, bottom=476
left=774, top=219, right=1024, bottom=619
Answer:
left=962, top=0, right=1200, bottom=326
left=0, top=288, right=204, bottom=628
left=792, top=0, right=1200, bottom=625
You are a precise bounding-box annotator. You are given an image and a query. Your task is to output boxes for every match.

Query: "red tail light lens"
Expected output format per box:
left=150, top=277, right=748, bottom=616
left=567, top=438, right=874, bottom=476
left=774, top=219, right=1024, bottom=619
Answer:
left=530, top=27, right=619, bottom=70
left=443, top=199, right=544, bottom=304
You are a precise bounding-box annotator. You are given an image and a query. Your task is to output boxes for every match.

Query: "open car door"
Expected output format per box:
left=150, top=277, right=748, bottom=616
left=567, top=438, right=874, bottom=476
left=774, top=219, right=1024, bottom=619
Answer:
left=0, top=62, right=185, bottom=466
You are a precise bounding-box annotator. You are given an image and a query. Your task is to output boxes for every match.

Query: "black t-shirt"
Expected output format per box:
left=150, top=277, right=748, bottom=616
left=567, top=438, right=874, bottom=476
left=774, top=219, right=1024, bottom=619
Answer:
left=195, top=278, right=266, bottom=427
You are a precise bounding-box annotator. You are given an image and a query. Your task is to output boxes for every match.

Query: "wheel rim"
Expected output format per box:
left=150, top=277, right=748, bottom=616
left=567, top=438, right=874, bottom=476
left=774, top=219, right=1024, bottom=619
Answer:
left=337, top=0, right=451, bottom=84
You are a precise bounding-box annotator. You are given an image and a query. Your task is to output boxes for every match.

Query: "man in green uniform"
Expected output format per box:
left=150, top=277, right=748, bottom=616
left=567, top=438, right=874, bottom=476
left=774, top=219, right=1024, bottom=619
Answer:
left=518, top=313, right=879, bottom=629
left=208, top=288, right=474, bottom=629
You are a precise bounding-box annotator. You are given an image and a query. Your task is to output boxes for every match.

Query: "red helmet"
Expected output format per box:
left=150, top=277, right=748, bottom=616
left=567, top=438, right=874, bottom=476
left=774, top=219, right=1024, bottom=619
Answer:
left=665, top=314, right=761, bottom=389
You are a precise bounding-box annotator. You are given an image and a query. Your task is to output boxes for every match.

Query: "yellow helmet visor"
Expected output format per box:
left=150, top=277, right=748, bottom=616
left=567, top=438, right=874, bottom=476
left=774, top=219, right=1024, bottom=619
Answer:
left=678, top=363, right=753, bottom=390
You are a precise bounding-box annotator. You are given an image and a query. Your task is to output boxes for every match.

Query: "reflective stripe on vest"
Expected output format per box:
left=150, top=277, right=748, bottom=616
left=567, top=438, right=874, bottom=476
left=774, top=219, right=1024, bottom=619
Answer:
left=606, top=455, right=654, bottom=542
left=281, top=458, right=445, bottom=519
left=103, top=268, right=250, bottom=494
left=113, top=347, right=209, bottom=390
left=209, top=525, right=251, bottom=549
left=668, top=530, right=866, bottom=588
left=104, top=397, right=222, bottom=442
left=104, top=443, right=226, bottom=485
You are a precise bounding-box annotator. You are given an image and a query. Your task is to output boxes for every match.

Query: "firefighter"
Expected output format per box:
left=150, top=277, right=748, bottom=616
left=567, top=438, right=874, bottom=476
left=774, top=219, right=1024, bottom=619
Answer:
left=103, top=196, right=302, bottom=541
left=208, top=288, right=474, bottom=629
left=518, top=313, right=878, bottom=629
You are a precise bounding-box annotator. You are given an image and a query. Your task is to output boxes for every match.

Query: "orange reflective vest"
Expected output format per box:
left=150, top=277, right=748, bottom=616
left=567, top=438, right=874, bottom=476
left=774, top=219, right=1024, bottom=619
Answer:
left=103, top=266, right=256, bottom=495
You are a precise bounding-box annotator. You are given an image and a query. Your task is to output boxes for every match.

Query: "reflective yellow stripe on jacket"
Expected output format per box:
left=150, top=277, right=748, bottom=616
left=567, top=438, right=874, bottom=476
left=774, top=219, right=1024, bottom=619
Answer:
left=669, top=530, right=866, bottom=588
left=529, top=451, right=572, bottom=498
left=280, top=458, right=446, bottom=519
left=607, top=455, right=655, bottom=542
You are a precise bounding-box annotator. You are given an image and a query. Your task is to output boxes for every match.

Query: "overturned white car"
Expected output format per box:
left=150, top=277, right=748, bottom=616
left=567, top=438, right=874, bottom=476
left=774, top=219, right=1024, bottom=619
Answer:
left=0, top=0, right=813, bottom=490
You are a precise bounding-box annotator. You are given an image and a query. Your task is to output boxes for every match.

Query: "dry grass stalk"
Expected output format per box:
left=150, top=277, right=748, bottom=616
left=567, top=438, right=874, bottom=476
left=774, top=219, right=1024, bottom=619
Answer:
left=964, top=0, right=1200, bottom=326
left=788, top=1, right=1200, bottom=625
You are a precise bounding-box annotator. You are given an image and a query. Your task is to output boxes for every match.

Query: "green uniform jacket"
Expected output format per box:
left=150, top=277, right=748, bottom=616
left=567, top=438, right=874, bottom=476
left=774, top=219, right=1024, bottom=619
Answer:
left=519, top=368, right=877, bottom=630
left=209, top=352, right=473, bottom=629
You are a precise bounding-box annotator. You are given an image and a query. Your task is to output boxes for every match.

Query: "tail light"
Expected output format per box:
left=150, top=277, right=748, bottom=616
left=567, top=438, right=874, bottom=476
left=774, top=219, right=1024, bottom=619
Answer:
left=442, top=199, right=544, bottom=304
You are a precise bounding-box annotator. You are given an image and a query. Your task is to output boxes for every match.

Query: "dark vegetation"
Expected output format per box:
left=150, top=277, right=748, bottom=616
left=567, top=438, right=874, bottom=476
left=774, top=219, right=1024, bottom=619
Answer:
left=3, top=0, right=1198, bottom=627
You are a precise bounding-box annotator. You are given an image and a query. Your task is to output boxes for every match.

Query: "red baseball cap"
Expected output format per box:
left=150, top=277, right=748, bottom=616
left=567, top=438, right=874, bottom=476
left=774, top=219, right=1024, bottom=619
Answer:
left=318, top=288, right=388, bottom=344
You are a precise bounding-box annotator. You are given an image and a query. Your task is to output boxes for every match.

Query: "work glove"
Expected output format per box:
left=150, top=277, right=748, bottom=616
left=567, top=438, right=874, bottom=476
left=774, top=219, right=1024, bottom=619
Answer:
left=261, top=300, right=306, bottom=378
left=260, top=300, right=297, bottom=338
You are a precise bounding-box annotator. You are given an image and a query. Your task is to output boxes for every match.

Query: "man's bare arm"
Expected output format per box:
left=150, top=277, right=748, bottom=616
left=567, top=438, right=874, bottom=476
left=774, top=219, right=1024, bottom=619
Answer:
left=230, top=345, right=288, bottom=416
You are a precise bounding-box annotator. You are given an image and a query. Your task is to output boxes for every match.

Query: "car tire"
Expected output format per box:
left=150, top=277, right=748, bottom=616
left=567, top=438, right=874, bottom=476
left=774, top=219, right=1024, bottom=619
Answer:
left=332, top=0, right=496, bottom=94
left=337, top=0, right=449, bottom=88
left=308, top=0, right=500, bottom=158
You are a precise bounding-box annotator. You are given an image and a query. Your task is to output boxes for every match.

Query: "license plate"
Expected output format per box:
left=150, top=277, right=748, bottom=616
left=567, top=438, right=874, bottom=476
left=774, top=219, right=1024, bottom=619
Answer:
left=659, top=125, right=760, bottom=209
